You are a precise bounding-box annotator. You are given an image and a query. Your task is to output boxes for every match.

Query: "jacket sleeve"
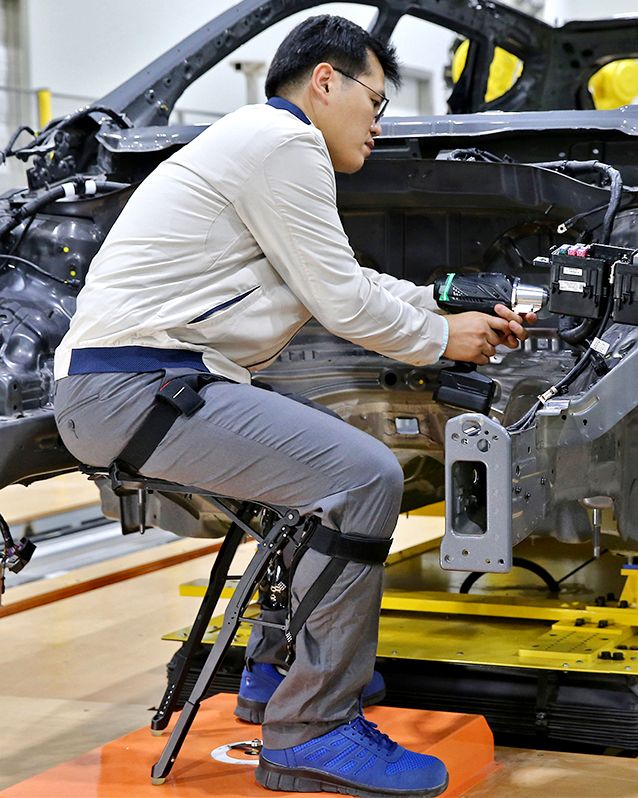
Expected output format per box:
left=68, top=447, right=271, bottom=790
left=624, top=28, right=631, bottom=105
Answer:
left=359, top=269, right=449, bottom=358
left=234, top=133, right=448, bottom=366
left=360, top=268, right=442, bottom=313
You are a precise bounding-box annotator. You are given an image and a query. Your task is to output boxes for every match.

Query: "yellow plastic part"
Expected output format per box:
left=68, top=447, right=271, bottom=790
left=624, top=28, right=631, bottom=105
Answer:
left=452, top=39, right=522, bottom=103
left=165, top=586, right=638, bottom=676
left=410, top=500, right=445, bottom=517
left=589, top=59, right=638, bottom=110
left=36, top=88, right=52, bottom=129
left=619, top=566, right=638, bottom=606
left=518, top=619, right=631, bottom=666
left=166, top=523, right=638, bottom=678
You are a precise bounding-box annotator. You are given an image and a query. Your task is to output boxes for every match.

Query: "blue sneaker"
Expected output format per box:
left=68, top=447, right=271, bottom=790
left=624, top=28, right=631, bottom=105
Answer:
left=256, top=715, right=448, bottom=797
left=235, top=662, right=386, bottom=724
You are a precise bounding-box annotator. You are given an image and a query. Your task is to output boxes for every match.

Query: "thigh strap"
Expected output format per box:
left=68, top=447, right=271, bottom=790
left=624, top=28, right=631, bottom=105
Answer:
left=285, top=522, right=391, bottom=647
left=306, top=524, right=392, bottom=564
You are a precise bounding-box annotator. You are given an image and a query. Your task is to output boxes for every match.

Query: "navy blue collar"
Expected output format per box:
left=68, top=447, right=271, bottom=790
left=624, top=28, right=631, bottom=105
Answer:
left=266, top=96, right=311, bottom=125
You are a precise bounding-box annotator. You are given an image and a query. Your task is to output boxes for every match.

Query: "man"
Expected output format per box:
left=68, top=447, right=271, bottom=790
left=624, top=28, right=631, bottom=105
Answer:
left=54, top=15, right=533, bottom=798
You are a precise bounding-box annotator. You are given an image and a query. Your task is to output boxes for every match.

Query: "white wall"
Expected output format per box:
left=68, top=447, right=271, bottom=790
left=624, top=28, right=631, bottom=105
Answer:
left=23, top=1, right=458, bottom=121
left=543, top=0, right=638, bottom=23
left=18, top=1, right=638, bottom=124
left=0, top=0, right=629, bottom=192
left=0, top=1, right=31, bottom=190
left=25, top=0, right=240, bottom=117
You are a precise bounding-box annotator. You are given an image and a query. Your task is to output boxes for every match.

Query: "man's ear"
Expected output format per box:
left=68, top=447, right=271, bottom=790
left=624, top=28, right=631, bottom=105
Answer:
left=311, top=62, right=334, bottom=104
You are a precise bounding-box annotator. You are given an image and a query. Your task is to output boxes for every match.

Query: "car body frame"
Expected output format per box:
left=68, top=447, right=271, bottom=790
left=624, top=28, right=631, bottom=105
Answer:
left=1, top=0, right=638, bottom=566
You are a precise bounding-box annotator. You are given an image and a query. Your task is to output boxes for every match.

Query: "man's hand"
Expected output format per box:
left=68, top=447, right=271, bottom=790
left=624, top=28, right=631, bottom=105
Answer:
left=443, top=303, right=537, bottom=365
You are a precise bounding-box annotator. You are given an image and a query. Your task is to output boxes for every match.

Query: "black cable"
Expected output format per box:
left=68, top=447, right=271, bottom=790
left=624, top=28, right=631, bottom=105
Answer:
left=558, top=197, right=636, bottom=234
left=447, top=147, right=509, bottom=163
left=503, top=235, right=528, bottom=269
left=35, top=105, right=132, bottom=142
left=508, top=307, right=610, bottom=431
left=7, top=215, right=35, bottom=255
left=507, top=296, right=613, bottom=433
left=533, top=159, right=623, bottom=245
left=0, top=125, right=37, bottom=164
left=0, top=178, right=129, bottom=241
left=459, top=557, right=561, bottom=594
left=508, top=346, right=593, bottom=432
left=3, top=106, right=131, bottom=164
left=556, top=549, right=609, bottom=585
left=450, top=154, right=627, bottom=245
left=459, top=550, right=611, bottom=596
left=0, top=254, right=70, bottom=285
left=505, top=159, right=623, bottom=432
left=560, top=202, right=608, bottom=229
left=601, top=169, right=623, bottom=244
left=559, top=316, right=600, bottom=347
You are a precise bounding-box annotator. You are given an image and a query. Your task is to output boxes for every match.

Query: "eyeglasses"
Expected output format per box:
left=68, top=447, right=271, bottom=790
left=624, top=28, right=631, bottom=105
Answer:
left=332, top=66, right=389, bottom=123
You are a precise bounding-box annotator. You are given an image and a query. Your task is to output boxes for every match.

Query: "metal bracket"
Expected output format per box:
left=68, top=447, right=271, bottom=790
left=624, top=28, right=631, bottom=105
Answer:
left=441, top=414, right=513, bottom=573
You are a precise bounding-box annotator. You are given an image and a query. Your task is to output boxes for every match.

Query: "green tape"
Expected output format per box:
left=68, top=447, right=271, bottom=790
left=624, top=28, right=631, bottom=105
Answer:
left=439, top=272, right=455, bottom=303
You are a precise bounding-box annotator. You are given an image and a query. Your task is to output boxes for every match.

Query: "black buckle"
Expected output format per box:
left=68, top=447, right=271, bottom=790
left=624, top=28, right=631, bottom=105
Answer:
left=109, top=461, right=125, bottom=491
left=157, top=377, right=205, bottom=417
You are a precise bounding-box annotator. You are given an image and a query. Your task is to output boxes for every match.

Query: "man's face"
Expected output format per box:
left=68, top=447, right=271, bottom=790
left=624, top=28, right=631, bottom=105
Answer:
left=320, top=50, right=386, bottom=174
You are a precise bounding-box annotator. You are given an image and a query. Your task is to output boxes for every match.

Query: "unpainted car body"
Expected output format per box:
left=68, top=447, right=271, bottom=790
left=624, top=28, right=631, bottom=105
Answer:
left=1, top=0, right=638, bottom=555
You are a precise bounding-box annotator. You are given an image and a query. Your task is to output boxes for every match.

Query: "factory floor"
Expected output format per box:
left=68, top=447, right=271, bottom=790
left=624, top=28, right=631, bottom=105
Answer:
left=1, top=475, right=637, bottom=797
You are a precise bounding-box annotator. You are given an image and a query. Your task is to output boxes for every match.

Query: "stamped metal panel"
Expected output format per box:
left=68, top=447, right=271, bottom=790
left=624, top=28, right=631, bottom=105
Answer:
left=441, top=413, right=513, bottom=572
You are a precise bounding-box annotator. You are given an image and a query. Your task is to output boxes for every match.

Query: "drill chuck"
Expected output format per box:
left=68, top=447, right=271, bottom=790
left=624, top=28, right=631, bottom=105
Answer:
left=511, top=281, right=549, bottom=315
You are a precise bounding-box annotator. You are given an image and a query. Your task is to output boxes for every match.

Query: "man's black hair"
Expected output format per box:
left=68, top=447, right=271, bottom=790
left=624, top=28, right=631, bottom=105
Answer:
left=265, top=15, right=401, bottom=98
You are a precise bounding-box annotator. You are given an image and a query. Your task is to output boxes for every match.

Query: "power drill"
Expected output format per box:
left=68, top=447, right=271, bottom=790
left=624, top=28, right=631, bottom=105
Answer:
left=432, top=272, right=549, bottom=414
left=434, top=272, right=548, bottom=316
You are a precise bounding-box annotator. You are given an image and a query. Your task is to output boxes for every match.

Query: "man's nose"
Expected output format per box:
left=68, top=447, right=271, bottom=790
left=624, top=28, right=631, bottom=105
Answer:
left=370, top=119, right=382, bottom=136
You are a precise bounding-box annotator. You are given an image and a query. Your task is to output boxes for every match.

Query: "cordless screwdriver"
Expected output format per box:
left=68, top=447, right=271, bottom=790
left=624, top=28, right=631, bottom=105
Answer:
left=434, top=272, right=548, bottom=316
left=432, top=272, right=549, bottom=414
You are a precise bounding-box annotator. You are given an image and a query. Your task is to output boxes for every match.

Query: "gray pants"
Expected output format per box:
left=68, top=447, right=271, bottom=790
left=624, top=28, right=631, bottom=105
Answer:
left=54, top=371, right=404, bottom=748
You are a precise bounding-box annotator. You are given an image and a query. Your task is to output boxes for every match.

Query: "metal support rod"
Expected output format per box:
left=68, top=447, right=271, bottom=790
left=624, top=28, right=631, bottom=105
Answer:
left=592, top=508, right=602, bottom=560
left=150, top=509, right=300, bottom=783
left=208, top=496, right=265, bottom=540
left=150, top=513, right=249, bottom=732
left=138, top=488, right=146, bottom=534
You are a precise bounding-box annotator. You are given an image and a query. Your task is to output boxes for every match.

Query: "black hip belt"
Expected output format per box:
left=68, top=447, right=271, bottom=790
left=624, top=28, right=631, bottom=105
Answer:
left=115, top=374, right=226, bottom=472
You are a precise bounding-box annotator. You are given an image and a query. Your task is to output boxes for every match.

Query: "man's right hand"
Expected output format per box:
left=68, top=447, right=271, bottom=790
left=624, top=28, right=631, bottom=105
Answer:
left=443, top=310, right=528, bottom=365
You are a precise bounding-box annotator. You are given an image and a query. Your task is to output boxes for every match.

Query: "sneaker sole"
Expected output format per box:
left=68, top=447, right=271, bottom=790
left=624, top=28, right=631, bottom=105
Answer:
left=255, top=759, right=449, bottom=798
left=235, top=688, right=387, bottom=725
left=234, top=695, right=266, bottom=724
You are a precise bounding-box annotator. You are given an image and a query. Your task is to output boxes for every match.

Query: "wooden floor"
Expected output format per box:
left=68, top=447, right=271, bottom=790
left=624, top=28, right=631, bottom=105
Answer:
left=1, top=478, right=637, bottom=796
left=0, top=472, right=101, bottom=525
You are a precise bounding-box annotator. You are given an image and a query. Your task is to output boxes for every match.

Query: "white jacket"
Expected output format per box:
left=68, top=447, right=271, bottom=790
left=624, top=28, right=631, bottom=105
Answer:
left=54, top=101, right=448, bottom=383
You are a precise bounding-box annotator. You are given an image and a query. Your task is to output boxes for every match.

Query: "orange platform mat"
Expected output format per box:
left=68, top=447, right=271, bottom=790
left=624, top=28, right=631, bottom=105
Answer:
left=3, top=694, right=499, bottom=797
